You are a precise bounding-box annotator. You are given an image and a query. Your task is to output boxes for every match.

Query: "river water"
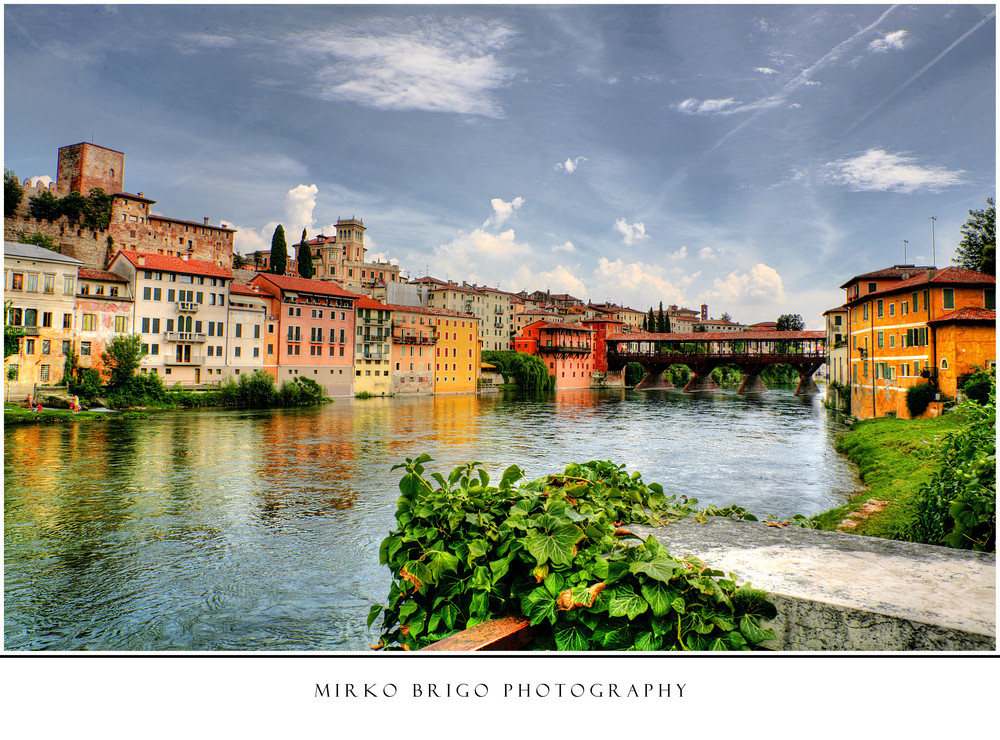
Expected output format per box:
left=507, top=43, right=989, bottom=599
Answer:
left=4, top=387, right=859, bottom=651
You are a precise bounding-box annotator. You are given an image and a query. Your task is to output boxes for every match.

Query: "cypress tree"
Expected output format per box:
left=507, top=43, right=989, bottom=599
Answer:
left=297, top=228, right=314, bottom=279
left=270, top=225, right=287, bottom=275
left=657, top=302, right=665, bottom=333
left=647, top=307, right=655, bottom=333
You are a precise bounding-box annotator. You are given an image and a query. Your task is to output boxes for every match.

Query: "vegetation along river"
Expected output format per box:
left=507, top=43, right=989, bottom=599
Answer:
left=4, top=387, right=860, bottom=651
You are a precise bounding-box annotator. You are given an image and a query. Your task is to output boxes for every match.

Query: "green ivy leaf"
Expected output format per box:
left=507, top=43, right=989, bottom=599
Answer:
left=633, top=632, right=662, bottom=651
left=739, top=614, right=774, bottom=644
left=525, top=524, right=584, bottom=566
left=366, top=604, right=383, bottom=629
left=608, top=586, right=649, bottom=620
left=629, top=557, right=680, bottom=583
left=596, top=624, right=633, bottom=650
left=523, top=588, right=558, bottom=626
left=554, top=623, right=591, bottom=651
left=543, top=572, right=565, bottom=597
left=641, top=582, right=677, bottom=617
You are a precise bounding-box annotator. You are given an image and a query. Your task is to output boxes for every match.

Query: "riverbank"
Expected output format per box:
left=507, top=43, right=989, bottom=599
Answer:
left=812, top=412, right=962, bottom=538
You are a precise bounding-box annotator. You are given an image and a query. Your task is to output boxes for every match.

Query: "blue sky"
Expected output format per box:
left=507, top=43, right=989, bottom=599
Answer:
left=4, top=4, right=995, bottom=327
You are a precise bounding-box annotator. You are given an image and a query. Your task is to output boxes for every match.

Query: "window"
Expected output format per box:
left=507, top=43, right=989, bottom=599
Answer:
left=82, top=314, right=97, bottom=331
left=235, top=347, right=241, bottom=358
left=42, top=339, right=50, bottom=355
left=40, top=364, right=50, bottom=382
left=987, top=290, right=996, bottom=310
left=877, top=300, right=883, bottom=318
left=195, top=321, right=202, bottom=333
left=153, top=288, right=162, bottom=301
left=42, top=312, right=52, bottom=328
left=168, top=289, right=176, bottom=302
left=877, top=331, right=884, bottom=349
left=81, top=341, right=91, bottom=356
left=80, top=283, right=91, bottom=296
left=143, top=286, right=152, bottom=300
left=62, top=340, right=70, bottom=355
left=268, top=344, right=273, bottom=355
left=902, top=301, right=908, bottom=315
left=862, top=304, right=868, bottom=320
left=889, top=303, right=895, bottom=317
left=150, top=344, right=159, bottom=356
left=217, top=322, right=224, bottom=335
left=889, top=335, right=895, bottom=348
left=254, top=325, right=260, bottom=339
left=11, top=273, right=23, bottom=290
left=64, top=276, right=75, bottom=294
left=943, top=288, right=955, bottom=310
left=254, top=348, right=259, bottom=358
left=941, top=358, right=949, bottom=369
left=867, top=282, right=877, bottom=293
left=235, top=324, right=242, bottom=338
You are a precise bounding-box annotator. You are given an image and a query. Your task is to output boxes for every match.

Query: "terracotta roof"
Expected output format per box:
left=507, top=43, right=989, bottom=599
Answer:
left=383, top=303, right=478, bottom=320
left=928, top=307, right=996, bottom=324
left=78, top=268, right=128, bottom=283
left=353, top=295, right=388, bottom=310
left=251, top=272, right=360, bottom=299
left=822, top=305, right=848, bottom=315
left=607, top=330, right=825, bottom=342
left=114, top=250, right=233, bottom=279
left=117, top=192, right=156, bottom=203
left=524, top=320, right=594, bottom=333
left=838, top=265, right=935, bottom=289
left=847, top=266, right=996, bottom=304
left=229, top=283, right=265, bottom=296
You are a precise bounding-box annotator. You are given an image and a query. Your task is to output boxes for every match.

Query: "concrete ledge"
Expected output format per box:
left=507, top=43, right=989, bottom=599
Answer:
left=627, top=518, right=995, bottom=651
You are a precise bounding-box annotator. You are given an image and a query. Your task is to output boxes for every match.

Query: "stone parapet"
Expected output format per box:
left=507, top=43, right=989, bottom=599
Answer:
left=627, top=517, right=995, bottom=651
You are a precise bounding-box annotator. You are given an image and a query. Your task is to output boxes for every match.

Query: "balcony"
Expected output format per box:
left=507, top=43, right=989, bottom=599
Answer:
left=164, top=331, right=208, bottom=343
left=20, top=326, right=41, bottom=336
left=539, top=344, right=592, bottom=355
left=177, top=301, right=200, bottom=313
left=394, top=333, right=438, bottom=345
left=164, top=356, right=205, bottom=366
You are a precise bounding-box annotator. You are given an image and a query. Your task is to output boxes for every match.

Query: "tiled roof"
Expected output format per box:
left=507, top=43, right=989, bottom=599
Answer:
left=78, top=268, right=128, bottom=282
left=148, top=214, right=236, bottom=232
left=607, top=330, right=825, bottom=341
left=4, top=241, right=85, bottom=265
left=118, top=192, right=156, bottom=203
left=114, top=250, right=233, bottom=278
left=229, top=283, right=266, bottom=296
left=838, top=265, right=935, bottom=289
left=928, top=307, right=996, bottom=324
left=251, top=272, right=360, bottom=298
left=524, top=320, right=594, bottom=333
left=847, top=266, right=996, bottom=304
left=383, top=303, right=478, bottom=320
left=353, top=295, right=388, bottom=310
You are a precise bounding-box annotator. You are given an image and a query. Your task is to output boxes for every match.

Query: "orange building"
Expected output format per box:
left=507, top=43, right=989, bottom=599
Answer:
left=388, top=305, right=441, bottom=394
left=430, top=309, right=480, bottom=394
left=841, top=265, right=995, bottom=419
left=515, top=320, right=595, bottom=389
left=250, top=272, right=359, bottom=397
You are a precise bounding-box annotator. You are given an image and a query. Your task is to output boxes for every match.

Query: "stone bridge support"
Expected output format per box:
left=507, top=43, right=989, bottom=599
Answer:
left=634, top=365, right=674, bottom=390
left=791, top=362, right=823, bottom=396
left=681, top=361, right=720, bottom=392
left=737, top=363, right=769, bottom=394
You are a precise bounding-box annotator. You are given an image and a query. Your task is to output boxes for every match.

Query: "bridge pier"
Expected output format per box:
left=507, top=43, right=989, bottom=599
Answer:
left=635, top=368, right=674, bottom=390
left=682, top=372, right=720, bottom=392
left=737, top=365, right=769, bottom=394
left=792, top=362, right=823, bottom=395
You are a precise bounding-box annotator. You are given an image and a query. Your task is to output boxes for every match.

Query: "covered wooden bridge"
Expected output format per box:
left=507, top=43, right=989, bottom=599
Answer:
left=605, top=330, right=828, bottom=395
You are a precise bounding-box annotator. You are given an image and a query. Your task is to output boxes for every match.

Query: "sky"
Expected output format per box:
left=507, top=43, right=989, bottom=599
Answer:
left=4, top=3, right=996, bottom=328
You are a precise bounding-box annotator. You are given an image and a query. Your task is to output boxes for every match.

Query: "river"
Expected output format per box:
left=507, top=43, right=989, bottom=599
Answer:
left=4, top=387, right=860, bottom=651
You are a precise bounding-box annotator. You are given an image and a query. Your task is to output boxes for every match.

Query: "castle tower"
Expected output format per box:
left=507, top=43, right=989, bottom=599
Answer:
left=56, top=143, right=124, bottom=197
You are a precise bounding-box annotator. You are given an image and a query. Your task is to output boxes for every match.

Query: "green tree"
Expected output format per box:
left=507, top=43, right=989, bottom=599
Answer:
left=297, top=228, right=314, bottom=279
left=721, top=312, right=733, bottom=323
left=101, top=334, right=146, bottom=392
left=58, top=191, right=88, bottom=223
left=954, top=197, right=995, bottom=275
left=270, top=225, right=287, bottom=275
left=17, top=232, right=57, bottom=251
left=84, top=188, right=113, bottom=229
left=253, top=251, right=263, bottom=270
left=646, top=307, right=655, bottom=333
left=28, top=189, right=60, bottom=220
left=5, top=168, right=24, bottom=217
left=776, top=314, right=805, bottom=332
left=232, top=253, right=247, bottom=269
left=4, top=301, right=24, bottom=359
left=657, top=302, right=666, bottom=333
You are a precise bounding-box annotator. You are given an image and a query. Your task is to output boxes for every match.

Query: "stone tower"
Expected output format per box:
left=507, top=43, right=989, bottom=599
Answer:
left=336, top=217, right=366, bottom=263
left=56, top=142, right=125, bottom=197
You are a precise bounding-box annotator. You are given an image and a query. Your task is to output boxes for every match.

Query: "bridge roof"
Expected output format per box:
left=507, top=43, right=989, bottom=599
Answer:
left=606, top=330, right=825, bottom=342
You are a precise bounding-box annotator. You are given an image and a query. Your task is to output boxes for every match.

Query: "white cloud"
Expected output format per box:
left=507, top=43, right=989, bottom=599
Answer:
left=555, top=156, right=587, bottom=174
left=483, top=196, right=525, bottom=229
left=698, top=247, right=716, bottom=260
left=552, top=241, right=576, bottom=253
left=825, top=149, right=966, bottom=193
left=233, top=220, right=280, bottom=256
left=294, top=19, right=517, bottom=117
left=284, top=184, right=319, bottom=240
left=706, top=264, right=787, bottom=304
left=868, top=29, right=909, bottom=54
left=175, top=32, right=239, bottom=55
left=594, top=258, right=685, bottom=307
left=668, top=246, right=688, bottom=260
left=755, top=67, right=778, bottom=75
left=614, top=218, right=648, bottom=246
left=676, top=97, right=741, bottom=115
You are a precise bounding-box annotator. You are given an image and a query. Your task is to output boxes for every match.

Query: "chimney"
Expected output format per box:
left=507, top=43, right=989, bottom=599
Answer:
left=926, top=268, right=936, bottom=280
left=137, top=255, right=145, bottom=266
left=137, top=192, right=143, bottom=197
left=204, top=217, right=210, bottom=225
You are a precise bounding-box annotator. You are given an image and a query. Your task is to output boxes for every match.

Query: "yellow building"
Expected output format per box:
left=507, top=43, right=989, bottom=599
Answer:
left=353, top=295, right=393, bottom=396
left=841, top=265, right=995, bottom=419
left=430, top=308, right=480, bottom=394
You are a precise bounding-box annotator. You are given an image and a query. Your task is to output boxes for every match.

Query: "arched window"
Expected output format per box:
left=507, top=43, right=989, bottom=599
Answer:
left=941, top=358, right=949, bottom=369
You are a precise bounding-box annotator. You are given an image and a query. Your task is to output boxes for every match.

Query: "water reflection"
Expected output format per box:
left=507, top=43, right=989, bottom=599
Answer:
left=5, top=388, right=858, bottom=651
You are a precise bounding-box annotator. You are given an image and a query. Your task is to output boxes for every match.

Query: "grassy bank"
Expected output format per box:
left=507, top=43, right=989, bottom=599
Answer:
left=813, top=413, right=962, bottom=537
left=3, top=404, right=144, bottom=424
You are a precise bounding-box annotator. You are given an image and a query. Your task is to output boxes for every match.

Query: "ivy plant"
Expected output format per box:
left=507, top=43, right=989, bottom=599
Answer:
left=371, top=455, right=777, bottom=651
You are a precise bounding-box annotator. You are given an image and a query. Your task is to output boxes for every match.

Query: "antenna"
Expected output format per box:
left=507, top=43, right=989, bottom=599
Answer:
left=929, top=216, right=937, bottom=267
left=902, top=239, right=908, bottom=264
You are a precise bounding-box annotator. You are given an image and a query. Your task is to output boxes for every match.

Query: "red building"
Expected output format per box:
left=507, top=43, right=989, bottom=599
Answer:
left=250, top=272, right=359, bottom=397
left=582, top=318, right=625, bottom=372
left=515, top=319, right=595, bottom=389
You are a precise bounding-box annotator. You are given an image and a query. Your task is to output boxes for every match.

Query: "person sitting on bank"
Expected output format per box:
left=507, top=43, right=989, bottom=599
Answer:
left=70, top=395, right=81, bottom=413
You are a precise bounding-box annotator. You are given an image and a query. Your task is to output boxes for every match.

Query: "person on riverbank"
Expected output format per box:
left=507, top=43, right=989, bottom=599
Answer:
left=70, top=395, right=80, bottom=413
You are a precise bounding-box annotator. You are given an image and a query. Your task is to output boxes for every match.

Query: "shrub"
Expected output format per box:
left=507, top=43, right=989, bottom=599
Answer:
left=906, top=382, right=937, bottom=418
left=960, top=368, right=993, bottom=406
left=372, top=457, right=778, bottom=651
left=624, top=362, right=645, bottom=386
left=903, top=377, right=995, bottom=551
left=70, top=368, right=103, bottom=401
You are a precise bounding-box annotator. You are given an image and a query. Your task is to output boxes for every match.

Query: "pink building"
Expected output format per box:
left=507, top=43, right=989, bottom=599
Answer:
left=514, top=319, right=595, bottom=389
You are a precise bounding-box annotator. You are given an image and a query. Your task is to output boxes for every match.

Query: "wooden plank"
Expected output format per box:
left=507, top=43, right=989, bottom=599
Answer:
left=420, top=616, right=532, bottom=652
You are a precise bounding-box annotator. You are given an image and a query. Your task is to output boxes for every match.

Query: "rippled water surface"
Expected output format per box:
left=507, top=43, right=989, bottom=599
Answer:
left=5, top=388, right=859, bottom=651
